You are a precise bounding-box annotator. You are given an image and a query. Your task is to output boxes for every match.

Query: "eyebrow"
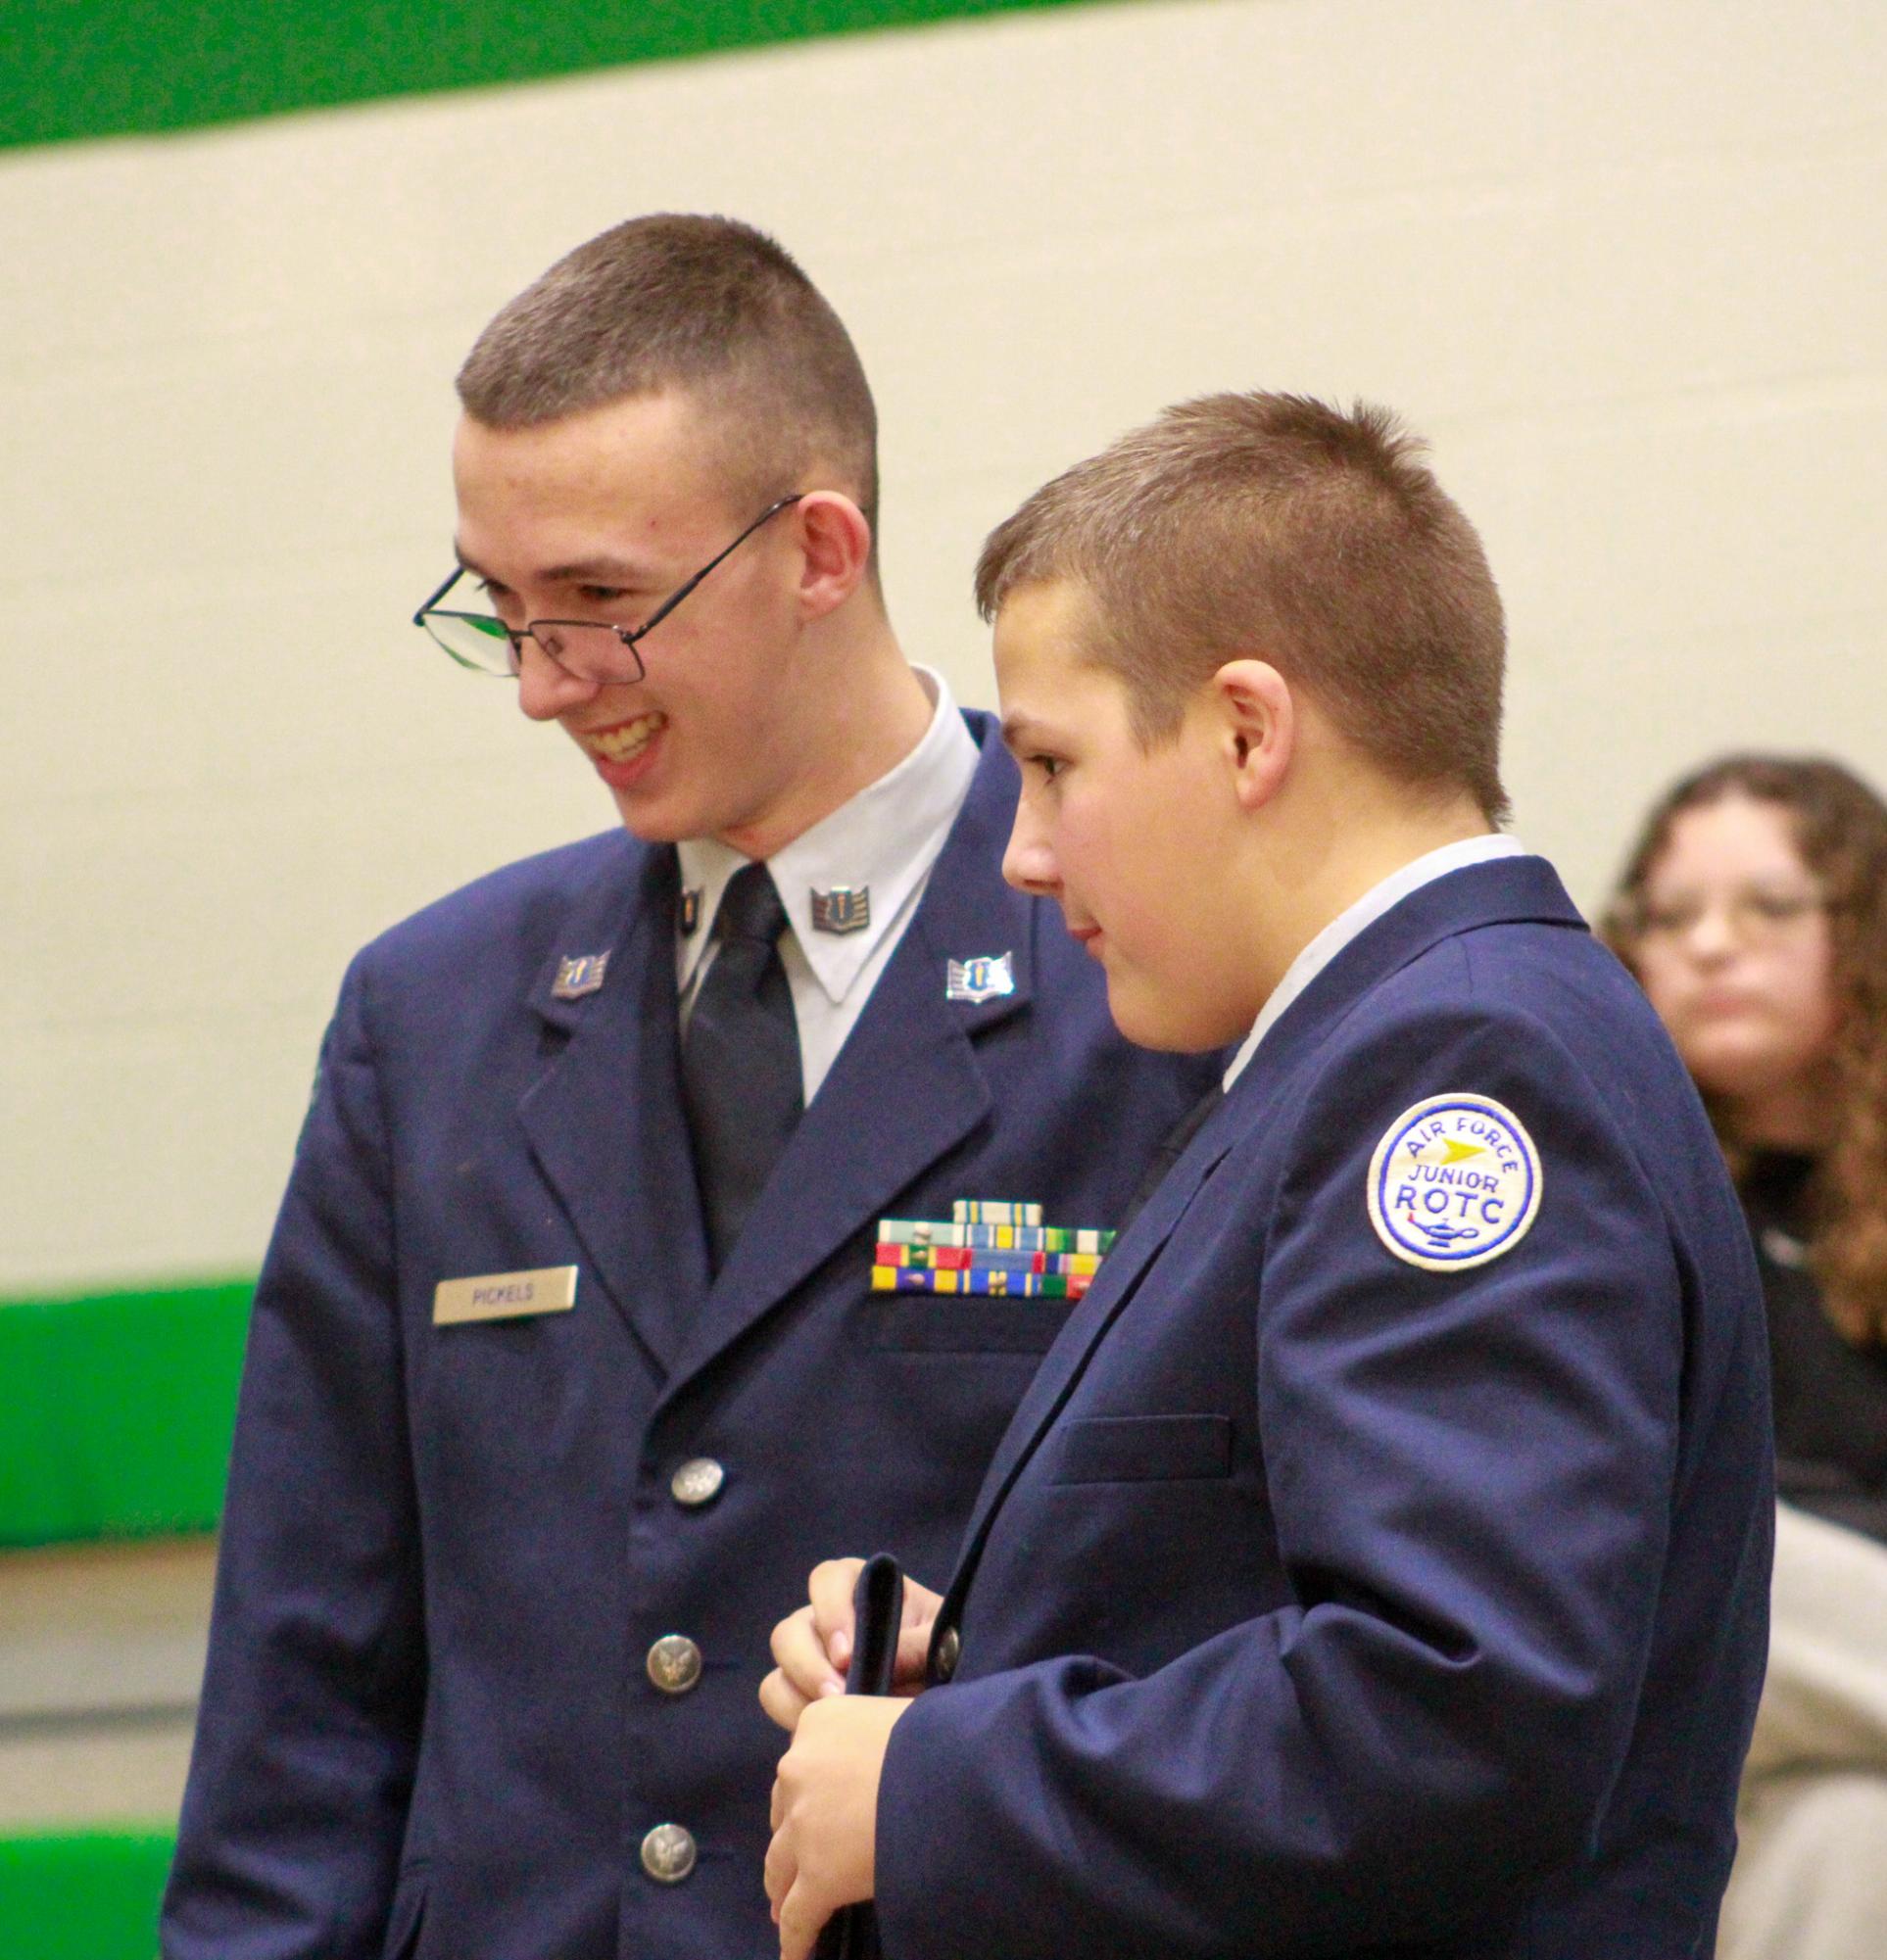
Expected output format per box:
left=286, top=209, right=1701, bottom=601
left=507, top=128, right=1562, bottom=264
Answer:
left=999, top=712, right=1055, bottom=751
left=1648, top=877, right=1817, bottom=898
left=452, top=544, right=659, bottom=587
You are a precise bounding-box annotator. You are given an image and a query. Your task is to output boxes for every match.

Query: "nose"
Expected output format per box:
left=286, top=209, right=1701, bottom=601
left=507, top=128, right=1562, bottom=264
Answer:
left=1002, top=797, right=1059, bottom=896
left=1680, top=902, right=1741, bottom=964
left=514, top=639, right=604, bottom=723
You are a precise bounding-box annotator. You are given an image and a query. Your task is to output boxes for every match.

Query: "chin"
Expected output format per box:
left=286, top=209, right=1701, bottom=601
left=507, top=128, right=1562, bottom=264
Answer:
left=1107, top=983, right=1235, bottom=1056
left=606, top=782, right=717, bottom=846
left=1684, top=1048, right=1805, bottom=1106
left=610, top=800, right=690, bottom=844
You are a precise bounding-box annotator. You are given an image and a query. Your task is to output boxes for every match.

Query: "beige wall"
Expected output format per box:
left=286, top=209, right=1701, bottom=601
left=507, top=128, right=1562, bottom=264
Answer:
left=4, top=0, right=1883, bottom=1292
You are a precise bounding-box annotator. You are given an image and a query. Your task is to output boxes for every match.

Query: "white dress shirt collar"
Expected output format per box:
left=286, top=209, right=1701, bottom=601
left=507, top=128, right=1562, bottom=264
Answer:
left=1223, top=834, right=1528, bottom=1091
left=676, top=668, right=980, bottom=1005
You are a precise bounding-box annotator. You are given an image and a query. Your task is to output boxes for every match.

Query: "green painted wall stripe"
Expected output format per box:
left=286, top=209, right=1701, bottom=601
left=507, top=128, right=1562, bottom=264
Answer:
left=0, top=1282, right=250, bottom=1547
left=4, top=0, right=1115, bottom=151
left=0, top=1831, right=175, bottom=1959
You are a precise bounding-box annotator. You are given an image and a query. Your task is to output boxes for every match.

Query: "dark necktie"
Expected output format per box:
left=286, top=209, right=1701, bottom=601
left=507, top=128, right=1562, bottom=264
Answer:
left=681, top=862, right=804, bottom=1271
left=1119, top=1081, right=1225, bottom=1233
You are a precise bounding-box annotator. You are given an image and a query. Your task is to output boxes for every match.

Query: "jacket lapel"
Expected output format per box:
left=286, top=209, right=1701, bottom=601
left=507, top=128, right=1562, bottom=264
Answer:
left=942, top=854, right=1590, bottom=1608
left=936, top=1092, right=1244, bottom=1631
left=661, top=728, right=1035, bottom=1395
left=518, top=841, right=708, bottom=1373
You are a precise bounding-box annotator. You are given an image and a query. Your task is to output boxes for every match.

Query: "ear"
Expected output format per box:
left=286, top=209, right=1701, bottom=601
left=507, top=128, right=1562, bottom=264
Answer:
left=792, top=493, right=874, bottom=620
left=1209, top=659, right=1294, bottom=812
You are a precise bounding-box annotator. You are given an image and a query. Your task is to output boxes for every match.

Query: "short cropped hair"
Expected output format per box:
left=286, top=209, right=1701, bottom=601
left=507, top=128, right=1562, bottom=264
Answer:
left=976, top=393, right=1508, bottom=822
left=457, top=215, right=879, bottom=534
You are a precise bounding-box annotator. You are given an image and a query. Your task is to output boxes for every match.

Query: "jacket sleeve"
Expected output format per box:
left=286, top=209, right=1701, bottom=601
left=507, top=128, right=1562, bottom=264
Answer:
left=875, top=994, right=1689, bottom=1958
left=163, top=952, right=425, bottom=1960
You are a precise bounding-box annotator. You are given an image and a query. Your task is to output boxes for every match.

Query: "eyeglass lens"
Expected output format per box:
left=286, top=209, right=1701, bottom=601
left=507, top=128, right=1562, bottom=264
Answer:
left=415, top=494, right=799, bottom=684
left=1634, top=886, right=1823, bottom=943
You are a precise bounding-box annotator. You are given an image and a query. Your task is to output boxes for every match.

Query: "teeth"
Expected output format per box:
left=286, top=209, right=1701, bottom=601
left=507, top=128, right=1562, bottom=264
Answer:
left=590, top=713, right=665, bottom=762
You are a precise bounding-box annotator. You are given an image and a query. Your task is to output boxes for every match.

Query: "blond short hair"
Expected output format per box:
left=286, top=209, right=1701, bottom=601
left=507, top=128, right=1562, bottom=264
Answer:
left=457, top=214, right=879, bottom=533
left=976, top=393, right=1508, bottom=821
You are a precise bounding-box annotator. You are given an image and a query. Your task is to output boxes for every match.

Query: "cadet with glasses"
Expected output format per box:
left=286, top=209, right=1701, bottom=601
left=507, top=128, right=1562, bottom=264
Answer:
left=162, top=215, right=1213, bottom=1960
left=1605, top=756, right=1887, bottom=1960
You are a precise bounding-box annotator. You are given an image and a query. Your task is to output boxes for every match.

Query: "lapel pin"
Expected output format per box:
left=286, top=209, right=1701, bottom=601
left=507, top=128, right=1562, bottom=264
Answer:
left=553, top=953, right=610, bottom=1000
left=812, top=885, right=871, bottom=934
left=678, top=887, right=703, bottom=936
left=945, top=952, right=1015, bottom=1003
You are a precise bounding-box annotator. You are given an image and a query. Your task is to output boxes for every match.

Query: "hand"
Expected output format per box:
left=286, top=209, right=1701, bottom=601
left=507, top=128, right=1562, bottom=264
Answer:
left=765, top=1694, right=909, bottom=1960
left=759, top=1558, right=944, bottom=1733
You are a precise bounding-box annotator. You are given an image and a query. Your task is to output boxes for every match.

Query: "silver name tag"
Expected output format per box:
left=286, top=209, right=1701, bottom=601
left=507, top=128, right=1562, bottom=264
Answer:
left=432, top=1265, right=578, bottom=1325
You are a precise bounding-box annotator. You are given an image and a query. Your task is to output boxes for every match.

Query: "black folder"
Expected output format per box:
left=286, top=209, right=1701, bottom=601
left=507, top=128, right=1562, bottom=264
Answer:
left=813, top=1553, right=904, bottom=1960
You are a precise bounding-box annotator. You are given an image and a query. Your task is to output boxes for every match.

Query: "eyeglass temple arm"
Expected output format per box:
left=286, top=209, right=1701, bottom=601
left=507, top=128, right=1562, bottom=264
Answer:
left=413, top=564, right=468, bottom=626
left=413, top=493, right=802, bottom=640
left=628, top=495, right=804, bottom=645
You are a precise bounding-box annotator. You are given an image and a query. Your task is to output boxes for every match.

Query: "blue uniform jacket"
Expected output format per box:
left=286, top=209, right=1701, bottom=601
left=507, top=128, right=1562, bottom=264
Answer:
left=878, top=856, right=1773, bottom=1959
left=162, top=716, right=1216, bottom=1960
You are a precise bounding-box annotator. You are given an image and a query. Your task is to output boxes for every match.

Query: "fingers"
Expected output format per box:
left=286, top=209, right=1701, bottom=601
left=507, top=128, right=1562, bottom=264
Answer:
left=806, top=1556, right=867, bottom=1671
left=763, top=1790, right=794, bottom=1898
left=765, top=1697, right=898, bottom=1954
left=758, top=1664, right=813, bottom=1735
left=778, top=1879, right=827, bottom=1960
left=893, top=1575, right=944, bottom=1690
left=766, top=1601, right=847, bottom=1717
left=893, top=1621, right=936, bottom=1693
left=766, top=1561, right=949, bottom=1730
left=900, top=1574, right=945, bottom=1624
left=766, top=1777, right=828, bottom=1960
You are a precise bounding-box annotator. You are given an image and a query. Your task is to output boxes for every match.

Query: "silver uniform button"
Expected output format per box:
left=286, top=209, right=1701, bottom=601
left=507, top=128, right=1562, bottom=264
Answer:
left=641, top=1823, right=698, bottom=1884
left=647, top=1635, right=703, bottom=1695
left=933, top=1624, right=961, bottom=1683
left=670, top=1458, right=726, bottom=1507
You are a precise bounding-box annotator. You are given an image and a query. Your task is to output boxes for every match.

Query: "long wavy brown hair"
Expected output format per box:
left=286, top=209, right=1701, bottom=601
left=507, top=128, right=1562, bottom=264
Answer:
left=1603, top=754, right=1887, bottom=1348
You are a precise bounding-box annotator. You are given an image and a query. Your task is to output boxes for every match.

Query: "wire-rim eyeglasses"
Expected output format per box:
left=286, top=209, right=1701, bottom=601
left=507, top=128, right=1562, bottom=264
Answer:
left=411, top=493, right=804, bottom=685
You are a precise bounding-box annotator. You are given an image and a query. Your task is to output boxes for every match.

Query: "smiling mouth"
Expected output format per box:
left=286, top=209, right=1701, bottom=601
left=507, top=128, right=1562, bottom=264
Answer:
left=584, top=712, right=667, bottom=763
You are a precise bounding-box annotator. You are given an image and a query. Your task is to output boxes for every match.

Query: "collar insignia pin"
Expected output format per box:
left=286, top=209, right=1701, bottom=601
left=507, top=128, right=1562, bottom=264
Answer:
left=553, top=953, right=610, bottom=1000
left=945, top=952, right=1015, bottom=1004
left=812, top=885, right=871, bottom=935
left=678, top=887, right=703, bottom=937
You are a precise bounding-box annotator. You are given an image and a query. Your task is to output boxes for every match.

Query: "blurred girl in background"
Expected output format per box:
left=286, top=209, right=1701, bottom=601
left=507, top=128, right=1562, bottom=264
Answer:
left=1606, top=753, right=1887, bottom=1960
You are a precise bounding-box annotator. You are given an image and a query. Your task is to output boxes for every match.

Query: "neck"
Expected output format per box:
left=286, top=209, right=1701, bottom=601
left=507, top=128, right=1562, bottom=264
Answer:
left=1239, top=764, right=1493, bottom=1009
left=717, top=600, right=934, bottom=860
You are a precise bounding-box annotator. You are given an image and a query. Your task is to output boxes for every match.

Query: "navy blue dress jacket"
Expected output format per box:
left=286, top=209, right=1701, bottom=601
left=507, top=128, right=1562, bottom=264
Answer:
left=161, top=716, right=1215, bottom=1960
left=877, top=856, right=1773, bottom=1960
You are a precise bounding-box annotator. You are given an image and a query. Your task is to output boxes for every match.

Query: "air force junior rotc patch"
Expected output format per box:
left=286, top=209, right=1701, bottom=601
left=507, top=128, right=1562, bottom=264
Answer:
left=1367, top=1092, right=1542, bottom=1271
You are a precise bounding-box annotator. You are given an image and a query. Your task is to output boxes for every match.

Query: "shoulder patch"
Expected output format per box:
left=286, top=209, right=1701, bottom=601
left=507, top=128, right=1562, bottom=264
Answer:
left=1367, top=1093, right=1542, bottom=1271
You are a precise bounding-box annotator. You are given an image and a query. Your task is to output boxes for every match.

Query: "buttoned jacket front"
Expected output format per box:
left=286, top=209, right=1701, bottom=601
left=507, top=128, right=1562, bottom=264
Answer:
left=878, top=856, right=1774, bottom=1960
left=162, top=716, right=1214, bottom=1960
